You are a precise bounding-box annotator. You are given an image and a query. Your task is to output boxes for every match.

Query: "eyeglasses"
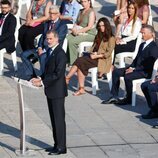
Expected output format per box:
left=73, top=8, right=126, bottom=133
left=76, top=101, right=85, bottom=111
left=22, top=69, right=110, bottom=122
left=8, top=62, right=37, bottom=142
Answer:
left=1, top=6, right=10, bottom=9
left=49, top=12, right=58, bottom=15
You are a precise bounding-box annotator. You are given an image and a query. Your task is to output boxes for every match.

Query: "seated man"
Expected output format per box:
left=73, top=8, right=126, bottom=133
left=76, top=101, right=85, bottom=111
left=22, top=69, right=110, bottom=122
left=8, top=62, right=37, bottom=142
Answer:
left=141, top=72, right=158, bottom=119
left=0, top=0, right=16, bottom=53
left=60, top=0, right=82, bottom=24
left=21, top=5, right=68, bottom=80
left=102, top=25, right=158, bottom=105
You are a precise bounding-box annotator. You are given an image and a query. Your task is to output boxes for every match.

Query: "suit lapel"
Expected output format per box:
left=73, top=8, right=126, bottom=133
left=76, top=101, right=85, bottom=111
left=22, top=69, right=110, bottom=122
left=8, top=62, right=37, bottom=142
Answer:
left=1, top=13, right=10, bottom=33
left=46, top=45, right=60, bottom=65
left=142, top=41, right=155, bottom=52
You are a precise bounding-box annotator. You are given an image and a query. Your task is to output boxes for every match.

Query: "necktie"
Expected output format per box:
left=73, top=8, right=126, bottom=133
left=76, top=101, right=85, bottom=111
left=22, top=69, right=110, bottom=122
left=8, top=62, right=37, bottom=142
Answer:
left=49, top=21, right=55, bottom=30
left=45, top=48, right=52, bottom=62
left=0, top=15, right=5, bottom=27
left=141, top=42, right=146, bottom=51
left=47, top=47, right=52, bottom=57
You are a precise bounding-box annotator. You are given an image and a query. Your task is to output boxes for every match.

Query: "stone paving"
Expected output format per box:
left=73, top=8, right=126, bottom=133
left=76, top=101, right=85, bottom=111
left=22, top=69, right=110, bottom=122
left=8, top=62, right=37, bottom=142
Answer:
left=0, top=0, right=158, bottom=158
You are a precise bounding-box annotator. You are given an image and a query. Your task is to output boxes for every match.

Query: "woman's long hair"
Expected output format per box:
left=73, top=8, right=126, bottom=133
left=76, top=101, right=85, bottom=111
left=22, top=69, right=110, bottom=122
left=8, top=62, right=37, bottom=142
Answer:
left=127, top=1, right=138, bottom=33
left=92, top=17, right=113, bottom=51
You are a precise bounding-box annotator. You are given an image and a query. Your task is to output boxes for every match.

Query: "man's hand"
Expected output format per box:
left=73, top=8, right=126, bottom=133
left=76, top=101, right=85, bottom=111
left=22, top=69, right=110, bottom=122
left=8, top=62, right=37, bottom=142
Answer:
left=37, top=48, right=43, bottom=56
left=30, top=77, right=42, bottom=87
left=151, top=76, right=158, bottom=84
left=125, top=67, right=134, bottom=74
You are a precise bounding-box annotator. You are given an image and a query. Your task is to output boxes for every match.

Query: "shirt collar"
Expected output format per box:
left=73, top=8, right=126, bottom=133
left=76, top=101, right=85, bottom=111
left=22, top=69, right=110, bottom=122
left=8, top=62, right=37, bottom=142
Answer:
left=52, top=18, right=59, bottom=24
left=144, top=38, right=154, bottom=46
left=2, top=12, right=9, bottom=19
left=49, top=44, right=59, bottom=53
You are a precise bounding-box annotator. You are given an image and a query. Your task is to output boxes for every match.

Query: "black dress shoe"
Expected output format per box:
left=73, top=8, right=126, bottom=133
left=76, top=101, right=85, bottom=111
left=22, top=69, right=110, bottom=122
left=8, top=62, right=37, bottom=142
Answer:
left=115, top=98, right=131, bottom=105
left=48, top=148, right=67, bottom=155
left=101, top=97, right=118, bottom=104
left=45, top=146, right=57, bottom=152
left=142, top=111, right=158, bottom=119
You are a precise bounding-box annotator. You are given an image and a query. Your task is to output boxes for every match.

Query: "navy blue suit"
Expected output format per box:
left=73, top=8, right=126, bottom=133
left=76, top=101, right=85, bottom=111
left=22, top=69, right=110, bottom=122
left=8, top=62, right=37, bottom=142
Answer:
left=111, top=41, right=158, bottom=101
left=38, top=19, right=68, bottom=49
left=21, top=19, right=68, bottom=80
left=42, top=44, right=67, bottom=150
left=141, top=80, right=158, bottom=113
left=0, top=13, right=16, bottom=53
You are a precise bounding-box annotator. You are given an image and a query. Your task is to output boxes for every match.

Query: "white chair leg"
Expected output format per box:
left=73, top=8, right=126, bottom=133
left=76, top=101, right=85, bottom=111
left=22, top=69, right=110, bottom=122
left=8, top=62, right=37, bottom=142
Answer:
left=132, top=82, right=136, bottom=106
left=11, top=51, right=18, bottom=71
left=107, top=71, right=112, bottom=90
left=119, top=56, right=125, bottom=68
left=0, top=51, right=4, bottom=75
left=90, top=68, right=98, bottom=95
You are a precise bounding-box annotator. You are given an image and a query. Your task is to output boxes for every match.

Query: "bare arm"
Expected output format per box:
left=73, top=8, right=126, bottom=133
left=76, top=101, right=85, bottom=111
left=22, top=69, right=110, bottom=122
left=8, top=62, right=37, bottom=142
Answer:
left=27, top=1, right=52, bottom=26
left=72, top=10, right=96, bottom=35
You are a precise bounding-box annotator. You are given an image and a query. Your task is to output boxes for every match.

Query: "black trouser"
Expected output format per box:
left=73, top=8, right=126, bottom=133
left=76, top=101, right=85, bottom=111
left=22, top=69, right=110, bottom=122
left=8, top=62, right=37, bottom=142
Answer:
left=141, top=81, right=158, bottom=112
left=111, top=68, right=146, bottom=101
left=18, top=23, right=44, bottom=51
left=47, top=97, right=66, bottom=150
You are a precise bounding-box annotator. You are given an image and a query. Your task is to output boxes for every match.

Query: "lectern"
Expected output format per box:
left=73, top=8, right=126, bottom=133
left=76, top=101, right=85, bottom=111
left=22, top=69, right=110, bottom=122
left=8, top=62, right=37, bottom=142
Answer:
left=13, top=77, right=38, bottom=156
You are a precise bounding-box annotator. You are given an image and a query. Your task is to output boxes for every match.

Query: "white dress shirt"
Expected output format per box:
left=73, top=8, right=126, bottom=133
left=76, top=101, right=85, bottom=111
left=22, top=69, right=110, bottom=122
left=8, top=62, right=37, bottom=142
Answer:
left=0, top=13, right=9, bottom=36
left=119, top=17, right=142, bottom=43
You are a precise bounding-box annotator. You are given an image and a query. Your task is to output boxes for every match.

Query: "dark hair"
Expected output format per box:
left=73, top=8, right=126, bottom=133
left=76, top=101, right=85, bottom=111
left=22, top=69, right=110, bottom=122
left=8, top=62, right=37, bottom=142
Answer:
left=46, top=30, right=59, bottom=38
left=92, top=17, right=113, bottom=51
left=95, top=17, right=113, bottom=42
left=1, top=0, right=11, bottom=6
left=80, top=0, right=93, bottom=8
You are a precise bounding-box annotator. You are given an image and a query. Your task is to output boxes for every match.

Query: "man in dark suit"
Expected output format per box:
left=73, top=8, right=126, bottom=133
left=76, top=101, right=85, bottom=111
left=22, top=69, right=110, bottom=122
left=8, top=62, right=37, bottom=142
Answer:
left=102, top=25, right=158, bottom=105
left=0, top=0, right=16, bottom=53
left=21, top=5, right=68, bottom=80
left=31, top=30, right=68, bottom=155
left=141, top=71, right=158, bottom=119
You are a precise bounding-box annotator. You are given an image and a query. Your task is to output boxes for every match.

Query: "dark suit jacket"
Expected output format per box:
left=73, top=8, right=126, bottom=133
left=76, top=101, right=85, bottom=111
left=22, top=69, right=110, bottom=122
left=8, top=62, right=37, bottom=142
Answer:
left=0, top=13, right=16, bottom=53
left=38, top=19, right=68, bottom=49
left=42, top=45, right=68, bottom=99
left=130, top=41, right=158, bottom=78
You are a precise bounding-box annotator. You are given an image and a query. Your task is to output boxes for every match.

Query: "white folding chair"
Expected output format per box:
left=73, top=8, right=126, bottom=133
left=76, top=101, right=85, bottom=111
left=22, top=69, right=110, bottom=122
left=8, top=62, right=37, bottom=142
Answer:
left=116, top=33, right=142, bottom=68
left=78, top=41, right=98, bottom=95
left=131, top=59, right=158, bottom=106
left=62, top=38, right=68, bottom=53
left=78, top=42, right=93, bottom=57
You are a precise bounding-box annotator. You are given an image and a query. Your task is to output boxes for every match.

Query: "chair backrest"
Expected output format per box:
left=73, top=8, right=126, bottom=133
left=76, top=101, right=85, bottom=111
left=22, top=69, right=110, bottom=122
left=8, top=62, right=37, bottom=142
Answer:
left=151, top=59, right=158, bottom=79
left=78, top=42, right=93, bottom=57
left=132, top=33, right=142, bottom=59
left=106, top=50, right=114, bottom=90
left=62, top=38, right=67, bottom=53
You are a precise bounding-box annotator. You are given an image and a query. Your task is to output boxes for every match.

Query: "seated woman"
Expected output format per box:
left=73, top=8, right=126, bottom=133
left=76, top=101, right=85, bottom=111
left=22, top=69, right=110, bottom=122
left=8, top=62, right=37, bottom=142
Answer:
left=59, top=0, right=82, bottom=24
left=66, top=0, right=96, bottom=65
left=18, top=0, right=52, bottom=51
left=66, top=17, right=115, bottom=96
left=135, top=0, right=150, bottom=25
left=113, top=1, right=142, bottom=60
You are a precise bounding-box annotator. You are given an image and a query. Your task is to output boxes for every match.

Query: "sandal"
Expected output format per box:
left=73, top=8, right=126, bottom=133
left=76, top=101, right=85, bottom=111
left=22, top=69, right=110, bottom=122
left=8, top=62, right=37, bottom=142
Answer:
left=65, top=76, right=70, bottom=85
left=73, top=87, right=86, bottom=96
